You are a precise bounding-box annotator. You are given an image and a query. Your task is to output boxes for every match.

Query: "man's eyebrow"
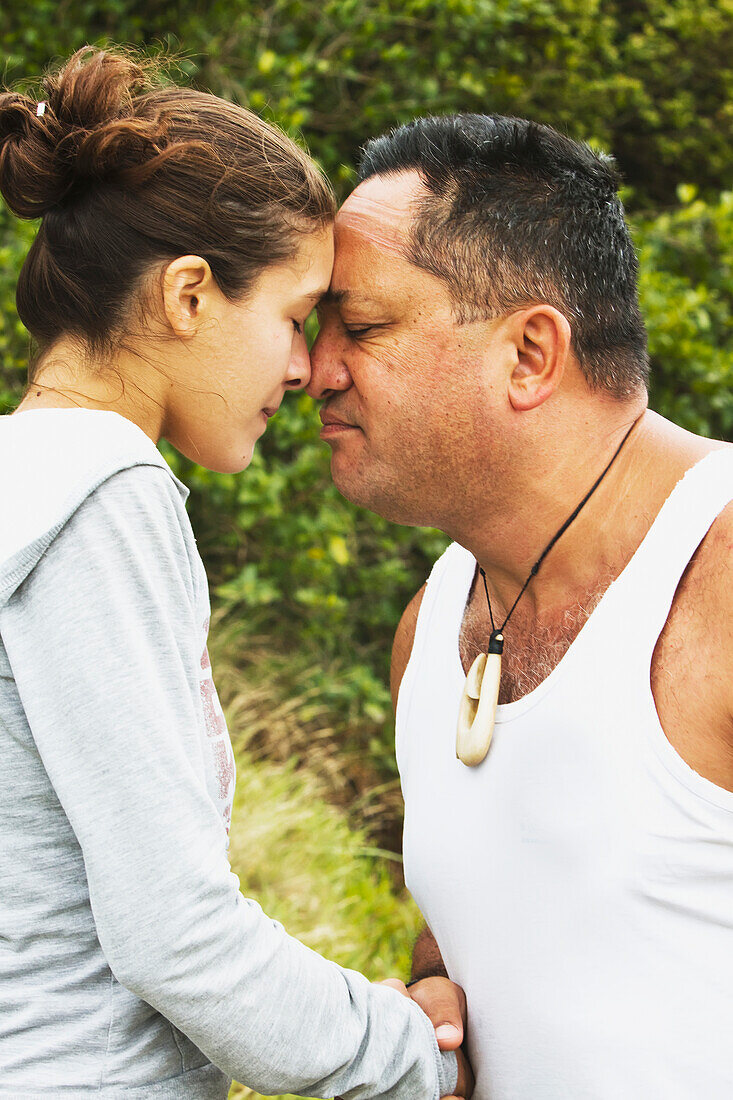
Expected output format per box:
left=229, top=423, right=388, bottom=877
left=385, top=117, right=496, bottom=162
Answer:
left=319, top=289, right=384, bottom=308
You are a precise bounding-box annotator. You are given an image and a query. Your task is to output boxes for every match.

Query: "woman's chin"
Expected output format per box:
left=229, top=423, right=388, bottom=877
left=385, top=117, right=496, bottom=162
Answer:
left=169, top=432, right=256, bottom=475
left=211, top=444, right=255, bottom=475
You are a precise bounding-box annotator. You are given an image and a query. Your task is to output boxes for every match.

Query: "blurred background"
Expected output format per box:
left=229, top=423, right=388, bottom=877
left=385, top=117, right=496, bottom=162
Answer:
left=2, top=2, right=732, bottom=1096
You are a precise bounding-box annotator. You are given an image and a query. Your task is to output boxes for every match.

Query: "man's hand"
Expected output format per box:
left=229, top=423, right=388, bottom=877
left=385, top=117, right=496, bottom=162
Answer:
left=381, top=978, right=474, bottom=1098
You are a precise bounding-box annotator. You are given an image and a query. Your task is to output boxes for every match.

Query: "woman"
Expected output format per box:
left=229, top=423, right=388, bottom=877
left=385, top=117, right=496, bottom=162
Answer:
left=0, top=47, right=459, bottom=1099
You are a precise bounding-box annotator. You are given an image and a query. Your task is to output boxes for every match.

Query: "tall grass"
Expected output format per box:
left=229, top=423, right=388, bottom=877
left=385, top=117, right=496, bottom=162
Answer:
left=208, top=614, right=422, bottom=1100
left=226, top=756, right=422, bottom=1100
left=209, top=610, right=408, bottom=856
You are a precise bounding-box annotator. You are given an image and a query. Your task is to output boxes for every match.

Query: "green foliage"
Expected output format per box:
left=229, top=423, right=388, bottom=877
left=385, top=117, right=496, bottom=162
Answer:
left=2, top=0, right=733, bottom=205
left=228, top=754, right=420, bottom=979
left=223, top=749, right=421, bottom=1099
left=2, top=11, right=733, bottom=1095
left=1, top=3, right=732, bottom=780
left=4, top=13, right=731, bottom=1099
left=190, top=0, right=733, bottom=207
left=636, top=190, right=733, bottom=440
left=0, top=206, right=33, bottom=413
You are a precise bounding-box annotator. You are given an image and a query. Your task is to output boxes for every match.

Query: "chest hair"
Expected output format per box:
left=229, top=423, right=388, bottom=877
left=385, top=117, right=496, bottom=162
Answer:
left=458, top=576, right=610, bottom=705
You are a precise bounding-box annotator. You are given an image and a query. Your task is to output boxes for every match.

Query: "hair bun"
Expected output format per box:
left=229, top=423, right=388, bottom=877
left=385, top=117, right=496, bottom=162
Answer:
left=0, top=90, right=66, bottom=217
left=0, top=47, right=166, bottom=218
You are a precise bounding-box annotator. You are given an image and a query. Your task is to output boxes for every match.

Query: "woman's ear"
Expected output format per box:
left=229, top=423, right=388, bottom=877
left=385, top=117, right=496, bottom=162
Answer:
left=161, top=256, right=217, bottom=338
left=506, top=305, right=572, bottom=411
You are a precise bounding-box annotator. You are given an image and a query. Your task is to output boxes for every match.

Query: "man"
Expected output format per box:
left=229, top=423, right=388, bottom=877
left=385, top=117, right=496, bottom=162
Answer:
left=307, top=115, right=733, bottom=1099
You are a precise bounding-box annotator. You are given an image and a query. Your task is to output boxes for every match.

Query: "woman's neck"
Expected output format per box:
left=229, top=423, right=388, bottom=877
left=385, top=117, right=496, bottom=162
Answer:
left=14, top=337, right=166, bottom=444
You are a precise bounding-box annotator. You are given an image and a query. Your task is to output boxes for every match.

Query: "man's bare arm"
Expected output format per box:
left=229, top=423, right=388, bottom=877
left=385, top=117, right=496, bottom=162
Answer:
left=411, top=925, right=449, bottom=982
left=390, top=583, right=426, bottom=709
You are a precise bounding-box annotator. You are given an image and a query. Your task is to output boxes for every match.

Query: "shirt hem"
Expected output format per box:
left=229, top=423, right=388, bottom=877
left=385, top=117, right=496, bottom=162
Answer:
left=0, top=1062, right=230, bottom=1099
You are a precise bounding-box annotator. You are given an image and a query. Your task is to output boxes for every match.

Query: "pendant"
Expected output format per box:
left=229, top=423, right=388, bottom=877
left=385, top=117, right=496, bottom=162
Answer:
left=456, top=631, right=504, bottom=766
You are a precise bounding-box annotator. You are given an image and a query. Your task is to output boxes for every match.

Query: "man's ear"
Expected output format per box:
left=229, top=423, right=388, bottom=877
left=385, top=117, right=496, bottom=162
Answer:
left=506, top=305, right=571, bottom=411
left=161, top=255, right=218, bottom=338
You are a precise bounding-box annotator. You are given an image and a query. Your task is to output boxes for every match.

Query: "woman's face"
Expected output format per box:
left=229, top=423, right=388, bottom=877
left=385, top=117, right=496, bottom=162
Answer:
left=162, top=225, right=334, bottom=473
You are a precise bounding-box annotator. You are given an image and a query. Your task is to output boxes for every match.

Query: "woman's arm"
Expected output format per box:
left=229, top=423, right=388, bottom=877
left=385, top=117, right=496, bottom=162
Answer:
left=1, top=465, right=456, bottom=1100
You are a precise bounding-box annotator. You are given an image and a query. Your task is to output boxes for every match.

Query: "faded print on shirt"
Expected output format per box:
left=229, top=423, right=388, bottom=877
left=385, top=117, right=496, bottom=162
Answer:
left=199, top=618, right=236, bottom=839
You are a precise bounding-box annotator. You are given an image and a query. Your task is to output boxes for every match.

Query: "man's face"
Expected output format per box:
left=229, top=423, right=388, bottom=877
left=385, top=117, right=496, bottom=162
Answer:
left=308, top=171, right=508, bottom=527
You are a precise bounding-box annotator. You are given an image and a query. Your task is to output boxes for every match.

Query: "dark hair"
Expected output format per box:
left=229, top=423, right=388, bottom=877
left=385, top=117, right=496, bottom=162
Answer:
left=358, top=115, right=648, bottom=397
left=0, top=48, right=335, bottom=375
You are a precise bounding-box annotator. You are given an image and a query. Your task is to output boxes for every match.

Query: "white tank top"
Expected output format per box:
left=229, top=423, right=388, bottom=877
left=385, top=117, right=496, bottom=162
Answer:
left=397, top=448, right=733, bottom=1100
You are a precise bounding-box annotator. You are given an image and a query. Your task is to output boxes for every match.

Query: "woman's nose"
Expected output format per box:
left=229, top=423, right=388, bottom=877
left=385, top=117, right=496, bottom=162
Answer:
left=285, top=331, right=312, bottom=390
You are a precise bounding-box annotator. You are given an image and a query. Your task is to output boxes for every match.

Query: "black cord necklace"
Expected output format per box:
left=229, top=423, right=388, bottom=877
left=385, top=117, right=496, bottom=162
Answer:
left=456, top=416, right=641, bottom=767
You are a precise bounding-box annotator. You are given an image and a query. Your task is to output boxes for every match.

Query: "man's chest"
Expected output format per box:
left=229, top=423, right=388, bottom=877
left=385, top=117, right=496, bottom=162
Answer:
left=458, top=509, right=733, bottom=791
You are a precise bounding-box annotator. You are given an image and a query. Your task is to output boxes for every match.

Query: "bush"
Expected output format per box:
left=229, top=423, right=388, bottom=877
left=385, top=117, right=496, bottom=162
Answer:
left=0, top=208, right=33, bottom=413
left=2, top=190, right=732, bottom=783
left=1, top=6, right=731, bottom=785
left=637, top=189, right=733, bottom=440
left=2, top=1, right=733, bottom=206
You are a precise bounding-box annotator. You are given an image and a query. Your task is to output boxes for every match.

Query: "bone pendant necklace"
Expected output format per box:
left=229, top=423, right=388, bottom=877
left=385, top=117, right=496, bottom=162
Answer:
left=456, top=418, right=640, bottom=766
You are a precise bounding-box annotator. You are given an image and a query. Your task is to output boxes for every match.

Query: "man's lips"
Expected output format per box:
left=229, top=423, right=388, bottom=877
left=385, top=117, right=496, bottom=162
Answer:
left=320, top=407, right=359, bottom=428
left=319, top=411, right=359, bottom=438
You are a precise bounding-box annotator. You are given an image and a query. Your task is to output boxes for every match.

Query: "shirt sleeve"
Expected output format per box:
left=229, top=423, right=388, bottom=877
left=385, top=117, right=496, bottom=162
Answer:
left=0, top=465, right=457, bottom=1100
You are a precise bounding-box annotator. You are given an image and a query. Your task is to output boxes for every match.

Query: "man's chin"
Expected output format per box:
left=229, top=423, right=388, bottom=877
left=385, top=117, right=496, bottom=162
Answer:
left=330, top=459, right=366, bottom=507
left=330, top=459, right=423, bottom=526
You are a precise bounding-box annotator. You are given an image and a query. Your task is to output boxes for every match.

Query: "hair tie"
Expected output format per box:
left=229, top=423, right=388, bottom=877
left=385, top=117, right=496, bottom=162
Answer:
left=36, top=101, right=47, bottom=117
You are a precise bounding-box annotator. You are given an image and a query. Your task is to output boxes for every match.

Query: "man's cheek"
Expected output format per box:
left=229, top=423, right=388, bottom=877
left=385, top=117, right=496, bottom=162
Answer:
left=376, top=337, right=430, bottom=378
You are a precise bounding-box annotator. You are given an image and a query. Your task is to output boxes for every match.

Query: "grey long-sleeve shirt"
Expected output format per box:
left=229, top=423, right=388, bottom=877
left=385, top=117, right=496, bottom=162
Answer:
left=0, top=408, right=457, bottom=1099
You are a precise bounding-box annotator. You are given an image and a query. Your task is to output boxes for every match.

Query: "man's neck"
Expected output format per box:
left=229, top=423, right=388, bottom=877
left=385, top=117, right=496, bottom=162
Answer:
left=454, top=407, right=723, bottom=702
left=446, top=406, right=713, bottom=624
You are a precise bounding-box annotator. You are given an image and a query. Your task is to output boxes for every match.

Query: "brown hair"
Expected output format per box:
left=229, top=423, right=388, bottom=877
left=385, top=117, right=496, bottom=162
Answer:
left=0, top=47, right=335, bottom=375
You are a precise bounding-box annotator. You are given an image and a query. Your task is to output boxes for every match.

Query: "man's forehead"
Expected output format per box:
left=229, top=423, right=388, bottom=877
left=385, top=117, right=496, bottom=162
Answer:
left=335, top=170, right=425, bottom=254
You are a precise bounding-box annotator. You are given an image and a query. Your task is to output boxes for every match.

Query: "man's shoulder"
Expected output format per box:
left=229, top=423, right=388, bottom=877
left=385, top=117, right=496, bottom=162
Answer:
left=682, top=491, right=733, bottom=616
left=656, top=443, right=733, bottom=649
left=653, top=480, right=733, bottom=778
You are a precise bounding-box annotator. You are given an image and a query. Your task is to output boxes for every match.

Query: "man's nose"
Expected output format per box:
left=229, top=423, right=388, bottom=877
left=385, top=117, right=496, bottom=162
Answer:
left=306, top=329, right=353, bottom=400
